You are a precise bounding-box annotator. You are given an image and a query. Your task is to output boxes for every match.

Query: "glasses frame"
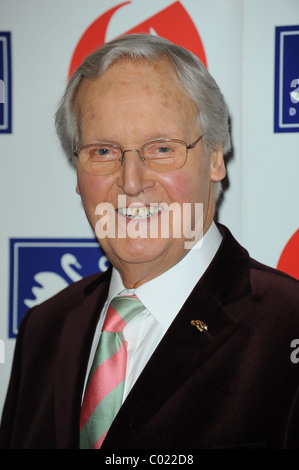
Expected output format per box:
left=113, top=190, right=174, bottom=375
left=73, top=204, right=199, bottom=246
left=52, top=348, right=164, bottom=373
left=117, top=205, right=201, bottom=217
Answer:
left=73, top=135, right=204, bottom=175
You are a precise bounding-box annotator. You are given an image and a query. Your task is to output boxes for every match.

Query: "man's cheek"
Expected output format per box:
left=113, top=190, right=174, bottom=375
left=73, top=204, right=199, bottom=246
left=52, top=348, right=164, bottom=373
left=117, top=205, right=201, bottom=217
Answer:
left=78, top=174, right=112, bottom=206
left=161, top=173, right=196, bottom=202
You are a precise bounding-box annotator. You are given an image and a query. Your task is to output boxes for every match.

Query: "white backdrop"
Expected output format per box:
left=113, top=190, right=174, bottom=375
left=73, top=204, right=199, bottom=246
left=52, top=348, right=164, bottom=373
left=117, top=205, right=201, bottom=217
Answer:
left=0, top=0, right=298, bottom=416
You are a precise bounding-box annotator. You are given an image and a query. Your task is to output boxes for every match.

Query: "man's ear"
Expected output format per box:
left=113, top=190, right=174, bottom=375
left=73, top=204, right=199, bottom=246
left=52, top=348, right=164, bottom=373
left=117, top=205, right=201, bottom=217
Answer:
left=210, top=147, right=226, bottom=182
left=75, top=183, right=80, bottom=195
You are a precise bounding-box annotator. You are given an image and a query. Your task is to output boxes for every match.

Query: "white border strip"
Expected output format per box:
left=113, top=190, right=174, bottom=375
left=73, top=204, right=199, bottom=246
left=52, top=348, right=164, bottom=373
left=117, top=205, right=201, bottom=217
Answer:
left=0, top=36, right=8, bottom=130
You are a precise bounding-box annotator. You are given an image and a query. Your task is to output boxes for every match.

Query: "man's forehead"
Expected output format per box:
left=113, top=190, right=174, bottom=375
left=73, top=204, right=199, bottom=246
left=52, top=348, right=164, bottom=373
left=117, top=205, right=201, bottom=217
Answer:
left=75, top=56, right=196, bottom=118
left=78, top=57, right=174, bottom=93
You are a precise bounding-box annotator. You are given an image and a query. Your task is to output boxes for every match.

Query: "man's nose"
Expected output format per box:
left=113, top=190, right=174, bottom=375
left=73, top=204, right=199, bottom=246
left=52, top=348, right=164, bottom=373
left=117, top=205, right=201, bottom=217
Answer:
left=116, top=149, right=153, bottom=196
left=120, top=149, right=145, bottom=166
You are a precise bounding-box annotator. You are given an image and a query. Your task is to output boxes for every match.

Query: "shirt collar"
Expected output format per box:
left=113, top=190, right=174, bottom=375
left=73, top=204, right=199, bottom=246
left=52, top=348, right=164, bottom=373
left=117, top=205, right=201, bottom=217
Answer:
left=107, top=222, right=222, bottom=331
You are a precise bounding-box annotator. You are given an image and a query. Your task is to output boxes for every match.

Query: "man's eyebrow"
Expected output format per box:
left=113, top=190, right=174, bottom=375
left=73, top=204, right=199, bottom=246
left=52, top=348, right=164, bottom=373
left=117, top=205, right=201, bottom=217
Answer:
left=82, top=133, right=181, bottom=146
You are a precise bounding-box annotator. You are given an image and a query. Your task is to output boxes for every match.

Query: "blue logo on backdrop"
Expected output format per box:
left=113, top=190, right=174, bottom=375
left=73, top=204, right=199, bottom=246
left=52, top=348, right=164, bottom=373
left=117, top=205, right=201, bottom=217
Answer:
left=274, top=25, right=299, bottom=133
left=9, top=238, right=110, bottom=338
left=0, top=32, right=12, bottom=133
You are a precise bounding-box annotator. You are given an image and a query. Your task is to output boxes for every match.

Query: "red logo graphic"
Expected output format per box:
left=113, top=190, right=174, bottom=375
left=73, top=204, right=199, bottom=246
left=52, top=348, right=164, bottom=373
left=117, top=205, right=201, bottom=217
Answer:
left=277, top=229, right=299, bottom=280
left=68, top=1, right=207, bottom=79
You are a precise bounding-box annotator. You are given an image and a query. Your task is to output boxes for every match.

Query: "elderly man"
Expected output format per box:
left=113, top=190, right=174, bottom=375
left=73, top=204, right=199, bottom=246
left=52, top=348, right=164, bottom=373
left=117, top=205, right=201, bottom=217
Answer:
left=1, top=34, right=299, bottom=449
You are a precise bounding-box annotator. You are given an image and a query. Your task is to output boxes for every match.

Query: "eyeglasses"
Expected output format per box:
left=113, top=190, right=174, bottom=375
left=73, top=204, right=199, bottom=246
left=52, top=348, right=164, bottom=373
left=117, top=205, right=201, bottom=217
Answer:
left=74, top=135, right=203, bottom=176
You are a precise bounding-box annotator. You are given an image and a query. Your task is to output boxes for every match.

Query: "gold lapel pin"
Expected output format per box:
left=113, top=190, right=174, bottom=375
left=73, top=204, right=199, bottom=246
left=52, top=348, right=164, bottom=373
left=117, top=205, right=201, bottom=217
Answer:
left=191, top=320, right=208, bottom=332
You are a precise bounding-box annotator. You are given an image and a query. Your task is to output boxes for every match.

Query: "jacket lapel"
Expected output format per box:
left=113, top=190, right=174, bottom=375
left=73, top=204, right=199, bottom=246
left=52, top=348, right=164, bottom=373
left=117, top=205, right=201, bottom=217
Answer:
left=102, top=225, right=252, bottom=448
left=54, top=268, right=112, bottom=448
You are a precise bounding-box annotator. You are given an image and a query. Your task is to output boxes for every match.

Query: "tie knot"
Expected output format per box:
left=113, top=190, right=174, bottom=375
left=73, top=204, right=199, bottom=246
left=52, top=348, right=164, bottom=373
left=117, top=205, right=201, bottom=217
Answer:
left=103, top=295, right=144, bottom=333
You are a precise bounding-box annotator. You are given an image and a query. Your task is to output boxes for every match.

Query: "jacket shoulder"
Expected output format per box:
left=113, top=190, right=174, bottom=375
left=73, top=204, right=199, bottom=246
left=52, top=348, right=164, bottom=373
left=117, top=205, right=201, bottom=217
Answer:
left=248, top=258, right=299, bottom=317
left=250, top=257, right=299, bottom=290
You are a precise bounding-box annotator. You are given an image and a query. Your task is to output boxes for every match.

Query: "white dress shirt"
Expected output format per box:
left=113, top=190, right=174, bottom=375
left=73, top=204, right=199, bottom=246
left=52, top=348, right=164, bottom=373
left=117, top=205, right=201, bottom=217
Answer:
left=83, top=222, right=222, bottom=402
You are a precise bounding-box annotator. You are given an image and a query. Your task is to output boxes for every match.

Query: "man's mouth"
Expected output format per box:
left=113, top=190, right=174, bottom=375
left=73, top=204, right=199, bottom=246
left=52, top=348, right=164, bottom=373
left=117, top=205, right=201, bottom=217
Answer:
left=117, top=206, right=164, bottom=219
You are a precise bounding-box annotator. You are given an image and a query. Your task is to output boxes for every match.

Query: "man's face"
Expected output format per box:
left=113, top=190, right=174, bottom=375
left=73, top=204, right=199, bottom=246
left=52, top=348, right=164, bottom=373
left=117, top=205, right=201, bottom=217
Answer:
left=75, top=58, right=225, bottom=287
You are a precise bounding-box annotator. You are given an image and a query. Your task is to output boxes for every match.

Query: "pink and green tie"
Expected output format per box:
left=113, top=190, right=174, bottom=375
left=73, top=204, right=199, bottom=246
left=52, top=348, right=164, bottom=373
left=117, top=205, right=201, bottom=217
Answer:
left=79, top=295, right=144, bottom=449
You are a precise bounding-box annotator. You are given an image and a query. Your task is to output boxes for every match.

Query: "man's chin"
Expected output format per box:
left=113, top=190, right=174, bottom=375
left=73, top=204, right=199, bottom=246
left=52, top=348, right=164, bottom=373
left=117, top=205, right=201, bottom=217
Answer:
left=99, top=236, right=181, bottom=268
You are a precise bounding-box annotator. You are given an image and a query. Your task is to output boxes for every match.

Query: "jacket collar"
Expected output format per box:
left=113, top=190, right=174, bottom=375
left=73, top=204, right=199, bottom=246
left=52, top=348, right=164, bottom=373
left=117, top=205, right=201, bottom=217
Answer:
left=201, top=223, right=252, bottom=305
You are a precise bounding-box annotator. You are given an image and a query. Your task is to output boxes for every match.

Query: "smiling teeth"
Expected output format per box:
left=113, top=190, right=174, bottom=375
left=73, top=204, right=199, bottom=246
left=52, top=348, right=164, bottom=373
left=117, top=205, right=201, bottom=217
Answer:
left=118, top=206, right=163, bottom=219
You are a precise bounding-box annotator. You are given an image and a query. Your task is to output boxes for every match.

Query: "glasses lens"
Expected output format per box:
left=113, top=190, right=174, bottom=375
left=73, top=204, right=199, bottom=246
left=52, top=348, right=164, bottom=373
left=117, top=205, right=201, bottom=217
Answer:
left=142, top=140, right=187, bottom=172
left=78, top=144, right=121, bottom=175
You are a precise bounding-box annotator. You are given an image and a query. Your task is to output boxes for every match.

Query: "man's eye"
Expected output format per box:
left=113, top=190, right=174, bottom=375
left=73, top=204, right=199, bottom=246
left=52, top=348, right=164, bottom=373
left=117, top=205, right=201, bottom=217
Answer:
left=88, top=146, right=118, bottom=159
left=157, top=147, right=171, bottom=153
left=95, top=147, right=110, bottom=156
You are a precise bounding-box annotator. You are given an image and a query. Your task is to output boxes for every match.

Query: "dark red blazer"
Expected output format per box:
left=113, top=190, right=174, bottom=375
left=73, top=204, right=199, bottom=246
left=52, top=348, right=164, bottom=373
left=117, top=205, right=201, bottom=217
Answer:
left=1, top=224, right=299, bottom=449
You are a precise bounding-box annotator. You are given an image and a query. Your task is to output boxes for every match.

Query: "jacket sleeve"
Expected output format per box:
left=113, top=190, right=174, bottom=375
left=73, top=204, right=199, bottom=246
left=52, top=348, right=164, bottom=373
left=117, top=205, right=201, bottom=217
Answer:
left=0, top=311, right=32, bottom=448
left=284, top=386, right=299, bottom=448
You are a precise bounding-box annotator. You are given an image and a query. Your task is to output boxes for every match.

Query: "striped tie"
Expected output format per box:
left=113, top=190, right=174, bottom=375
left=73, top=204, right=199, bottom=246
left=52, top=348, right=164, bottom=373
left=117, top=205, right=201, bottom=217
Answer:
left=79, top=295, right=144, bottom=449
